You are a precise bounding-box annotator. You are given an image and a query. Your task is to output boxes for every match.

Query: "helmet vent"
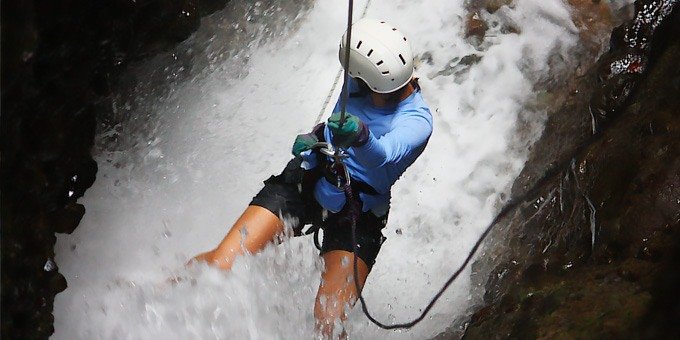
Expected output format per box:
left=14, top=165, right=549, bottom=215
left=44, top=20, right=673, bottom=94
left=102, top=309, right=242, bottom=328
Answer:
left=367, top=49, right=374, bottom=57
left=382, top=71, right=390, bottom=75
left=376, top=60, right=384, bottom=66
left=356, top=41, right=362, bottom=49
left=399, top=54, right=406, bottom=65
left=403, top=37, right=407, bottom=41
left=392, top=28, right=397, bottom=31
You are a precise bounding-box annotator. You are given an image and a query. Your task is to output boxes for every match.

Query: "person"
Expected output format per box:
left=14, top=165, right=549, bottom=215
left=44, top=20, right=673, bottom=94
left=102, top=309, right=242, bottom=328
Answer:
left=191, top=18, right=433, bottom=337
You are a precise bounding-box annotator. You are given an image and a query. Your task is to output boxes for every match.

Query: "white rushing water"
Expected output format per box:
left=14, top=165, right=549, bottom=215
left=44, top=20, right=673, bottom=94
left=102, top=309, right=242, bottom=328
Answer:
left=54, top=0, right=618, bottom=338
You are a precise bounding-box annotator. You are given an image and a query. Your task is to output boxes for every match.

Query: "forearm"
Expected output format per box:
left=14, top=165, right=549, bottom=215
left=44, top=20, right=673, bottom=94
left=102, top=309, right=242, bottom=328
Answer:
left=352, top=132, right=388, bottom=168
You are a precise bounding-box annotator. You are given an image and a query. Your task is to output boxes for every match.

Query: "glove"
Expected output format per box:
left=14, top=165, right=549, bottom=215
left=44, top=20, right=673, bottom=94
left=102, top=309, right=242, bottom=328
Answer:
left=327, top=112, right=369, bottom=149
left=292, top=132, right=318, bottom=157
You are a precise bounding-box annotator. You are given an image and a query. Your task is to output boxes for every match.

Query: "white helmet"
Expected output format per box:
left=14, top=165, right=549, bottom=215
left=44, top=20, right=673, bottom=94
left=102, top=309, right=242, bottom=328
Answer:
left=339, top=18, right=414, bottom=94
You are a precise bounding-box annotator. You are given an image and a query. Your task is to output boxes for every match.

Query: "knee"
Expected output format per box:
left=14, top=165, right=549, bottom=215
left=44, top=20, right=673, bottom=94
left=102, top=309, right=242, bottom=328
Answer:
left=192, top=249, right=230, bottom=266
left=191, top=250, right=217, bottom=264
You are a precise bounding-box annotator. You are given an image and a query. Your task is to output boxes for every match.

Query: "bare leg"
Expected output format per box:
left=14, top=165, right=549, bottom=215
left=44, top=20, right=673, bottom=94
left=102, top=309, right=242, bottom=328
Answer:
left=193, top=207, right=372, bottom=338
left=314, top=250, right=370, bottom=338
left=191, top=205, right=284, bottom=270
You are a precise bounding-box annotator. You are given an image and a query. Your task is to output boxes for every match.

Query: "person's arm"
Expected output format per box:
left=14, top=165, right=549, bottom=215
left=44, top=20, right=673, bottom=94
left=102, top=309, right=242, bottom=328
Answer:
left=353, top=112, right=432, bottom=168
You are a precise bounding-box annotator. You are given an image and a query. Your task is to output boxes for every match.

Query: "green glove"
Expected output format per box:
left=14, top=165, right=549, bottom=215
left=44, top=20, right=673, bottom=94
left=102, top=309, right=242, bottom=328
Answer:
left=292, top=132, right=318, bottom=157
left=327, top=112, right=368, bottom=148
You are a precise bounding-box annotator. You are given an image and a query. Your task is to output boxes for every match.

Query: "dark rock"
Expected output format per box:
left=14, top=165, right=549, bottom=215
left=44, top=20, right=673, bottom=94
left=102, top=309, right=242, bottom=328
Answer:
left=48, top=272, right=68, bottom=294
left=465, top=12, right=488, bottom=41
left=459, top=1, right=680, bottom=339
left=465, top=0, right=513, bottom=14
left=1, top=1, right=232, bottom=338
left=51, top=203, right=85, bottom=235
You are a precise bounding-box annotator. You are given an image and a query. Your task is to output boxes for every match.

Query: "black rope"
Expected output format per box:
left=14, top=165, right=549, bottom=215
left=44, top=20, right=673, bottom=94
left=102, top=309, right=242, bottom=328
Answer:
left=349, top=186, right=520, bottom=329
left=330, top=0, right=616, bottom=329
left=314, top=0, right=372, bottom=125
left=331, top=0, right=479, bottom=326
left=339, top=0, right=354, bottom=126
left=345, top=126, right=610, bottom=329
left=329, top=0, right=594, bottom=331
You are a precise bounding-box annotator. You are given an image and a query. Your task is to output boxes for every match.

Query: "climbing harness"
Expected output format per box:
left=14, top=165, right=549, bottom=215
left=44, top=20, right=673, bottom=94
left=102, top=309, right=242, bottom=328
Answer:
left=304, top=134, right=380, bottom=252
left=307, top=140, right=350, bottom=250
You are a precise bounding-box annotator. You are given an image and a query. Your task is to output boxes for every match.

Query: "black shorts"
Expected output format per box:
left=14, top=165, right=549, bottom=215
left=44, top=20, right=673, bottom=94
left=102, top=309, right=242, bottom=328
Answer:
left=250, top=158, right=388, bottom=267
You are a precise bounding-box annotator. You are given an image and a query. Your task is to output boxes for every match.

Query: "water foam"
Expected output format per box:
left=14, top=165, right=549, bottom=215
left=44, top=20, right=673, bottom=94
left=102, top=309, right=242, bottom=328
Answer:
left=54, top=0, right=615, bottom=338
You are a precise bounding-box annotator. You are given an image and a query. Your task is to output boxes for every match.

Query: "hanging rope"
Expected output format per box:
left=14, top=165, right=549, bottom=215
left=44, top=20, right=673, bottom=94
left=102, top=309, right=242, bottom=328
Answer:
left=347, top=131, right=611, bottom=329
left=339, top=0, right=354, bottom=125
left=329, top=0, right=522, bottom=331
left=315, top=0, right=372, bottom=125
left=324, top=0, right=629, bottom=332
left=350, top=189, right=514, bottom=329
left=321, top=0, right=544, bottom=331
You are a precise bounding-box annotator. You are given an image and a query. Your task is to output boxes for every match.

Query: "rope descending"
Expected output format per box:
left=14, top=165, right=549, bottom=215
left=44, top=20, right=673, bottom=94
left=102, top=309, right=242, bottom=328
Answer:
left=329, top=0, right=485, bottom=330
left=327, top=0, right=637, bottom=331
left=333, top=0, right=489, bottom=330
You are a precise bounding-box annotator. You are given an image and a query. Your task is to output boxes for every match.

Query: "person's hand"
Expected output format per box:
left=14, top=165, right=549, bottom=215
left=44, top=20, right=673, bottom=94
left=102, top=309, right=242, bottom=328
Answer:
left=327, top=112, right=368, bottom=148
left=292, top=132, right=319, bottom=157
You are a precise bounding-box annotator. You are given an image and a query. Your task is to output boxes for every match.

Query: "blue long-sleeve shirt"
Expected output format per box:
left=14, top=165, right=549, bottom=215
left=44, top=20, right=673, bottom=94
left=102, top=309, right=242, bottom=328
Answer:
left=302, top=79, right=433, bottom=216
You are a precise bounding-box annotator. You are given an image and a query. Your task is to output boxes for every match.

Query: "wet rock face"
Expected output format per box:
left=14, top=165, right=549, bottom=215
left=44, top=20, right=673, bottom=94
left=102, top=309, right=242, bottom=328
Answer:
left=590, top=0, right=677, bottom=133
left=1, top=1, right=229, bottom=338
left=462, top=1, right=679, bottom=339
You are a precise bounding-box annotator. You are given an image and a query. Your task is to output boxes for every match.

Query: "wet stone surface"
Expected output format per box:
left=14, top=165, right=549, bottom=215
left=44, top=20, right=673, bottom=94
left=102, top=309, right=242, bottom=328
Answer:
left=1, top=1, right=230, bottom=338
left=2, top=1, right=677, bottom=339
left=458, top=2, right=679, bottom=339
